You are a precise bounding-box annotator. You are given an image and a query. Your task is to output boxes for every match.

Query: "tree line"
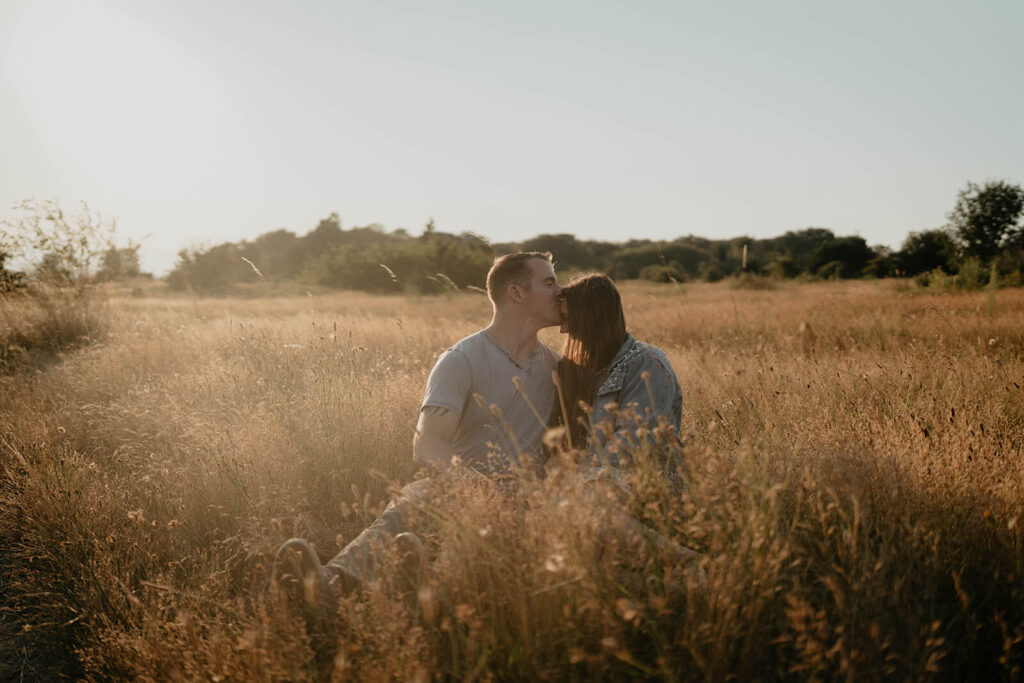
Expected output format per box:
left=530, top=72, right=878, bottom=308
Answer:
left=3, top=181, right=1022, bottom=293
left=163, top=180, right=1024, bottom=293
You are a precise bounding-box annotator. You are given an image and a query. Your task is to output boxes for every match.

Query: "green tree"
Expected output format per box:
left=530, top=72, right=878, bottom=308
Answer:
left=97, top=242, right=142, bottom=280
left=779, top=228, right=836, bottom=273
left=897, top=229, right=956, bottom=276
left=251, top=229, right=302, bottom=279
left=809, top=236, right=876, bottom=279
left=519, top=234, right=589, bottom=269
left=862, top=245, right=895, bottom=279
left=948, top=180, right=1024, bottom=261
left=168, top=242, right=260, bottom=291
left=301, top=212, right=345, bottom=257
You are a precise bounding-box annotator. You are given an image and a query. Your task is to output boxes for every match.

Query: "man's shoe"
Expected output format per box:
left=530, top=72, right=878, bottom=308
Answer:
left=271, top=538, right=335, bottom=626
left=393, top=532, right=427, bottom=593
left=271, top=538, right=345, bottom=672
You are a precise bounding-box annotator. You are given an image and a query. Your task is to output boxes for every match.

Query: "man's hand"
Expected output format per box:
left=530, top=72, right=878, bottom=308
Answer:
left=413, top=406, right=460, bottom=472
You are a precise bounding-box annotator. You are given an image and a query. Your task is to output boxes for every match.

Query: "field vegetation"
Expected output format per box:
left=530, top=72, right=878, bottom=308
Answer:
left=1, top=279, right=1023, bottom=680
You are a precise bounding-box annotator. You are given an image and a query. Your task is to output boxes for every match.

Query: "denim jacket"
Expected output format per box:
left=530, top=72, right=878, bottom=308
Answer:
left=587, top=334, right=683, bottom=468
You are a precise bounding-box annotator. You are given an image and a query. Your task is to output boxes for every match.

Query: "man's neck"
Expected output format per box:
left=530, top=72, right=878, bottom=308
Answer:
left=484, top=314, right=542, bottom=367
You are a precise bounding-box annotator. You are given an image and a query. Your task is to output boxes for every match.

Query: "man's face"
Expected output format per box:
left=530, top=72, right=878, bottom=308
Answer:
left=519, top=258, right=562, bottom=327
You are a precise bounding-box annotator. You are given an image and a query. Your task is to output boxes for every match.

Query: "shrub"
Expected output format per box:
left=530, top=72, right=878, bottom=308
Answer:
left=0, top=199, right=116, bottom=371
left=0, top=281, right=109, bottom=372
left=954, top=257, right=988, bottom=290
left=700, top=261, right=726, bottom=282
left=914, top=267, right=955, bottom=292
left=638, top=263, right=685, bottom=283
left=729, top=271, right=777, bottom=290
left=817, top=260, right=845, bottom=280
left=0, top=199, right=115, bottom=281
left=763, top=256, right=799, bottom=279
left=1001, top=270, right=1023, bottom=288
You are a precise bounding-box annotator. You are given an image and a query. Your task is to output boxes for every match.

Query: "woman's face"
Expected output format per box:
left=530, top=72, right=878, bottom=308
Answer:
left=559, top=296, right=569, bottom=333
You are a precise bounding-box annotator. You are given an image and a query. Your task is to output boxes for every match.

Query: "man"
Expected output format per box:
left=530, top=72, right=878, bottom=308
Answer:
left=414, top=251, right=563, bottom=477
left=271, top=252, right=563, bottom=626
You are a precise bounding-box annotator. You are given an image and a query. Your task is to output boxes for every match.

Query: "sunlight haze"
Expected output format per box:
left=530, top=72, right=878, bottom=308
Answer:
left=2, top=0, right=1022, bottom=275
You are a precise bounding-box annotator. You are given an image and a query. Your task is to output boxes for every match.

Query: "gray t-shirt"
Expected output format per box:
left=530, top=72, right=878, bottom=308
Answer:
left=420, top=330, right=560, bottom=475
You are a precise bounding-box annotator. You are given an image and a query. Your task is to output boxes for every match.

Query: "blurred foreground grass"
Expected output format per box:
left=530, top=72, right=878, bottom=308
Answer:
left=1, top=280, right=1023, bottom=680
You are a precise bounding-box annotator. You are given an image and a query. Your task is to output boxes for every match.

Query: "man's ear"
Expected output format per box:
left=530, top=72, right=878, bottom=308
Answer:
left=507, top=284, right=524, bottom=303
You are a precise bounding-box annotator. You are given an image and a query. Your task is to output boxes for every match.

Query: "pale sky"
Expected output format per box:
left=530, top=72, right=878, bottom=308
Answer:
left=2, top=0, right=1022, bottom=275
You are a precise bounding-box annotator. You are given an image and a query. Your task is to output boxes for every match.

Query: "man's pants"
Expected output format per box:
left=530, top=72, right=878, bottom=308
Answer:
left=325, top=478, right=433, bottom=585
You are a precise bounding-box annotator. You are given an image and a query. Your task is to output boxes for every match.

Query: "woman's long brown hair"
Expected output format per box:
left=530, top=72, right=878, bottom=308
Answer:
left=552, top=273, right=628, bottom=447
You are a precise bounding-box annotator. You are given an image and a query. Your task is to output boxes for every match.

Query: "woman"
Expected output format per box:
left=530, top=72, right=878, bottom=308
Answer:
left=552, top=273, right=684, bottom=471
left=550, top=274, right=699, bottom=576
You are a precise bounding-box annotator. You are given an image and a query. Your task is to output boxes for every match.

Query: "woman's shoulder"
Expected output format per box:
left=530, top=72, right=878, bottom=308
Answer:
left=619, top=337, right=668, bottom=366
left=599, top=338, right=677, bottom=396
left=599, top=337, right=645, bottom=392
left=636, top=340, right=671, bottom=363
left=625, top=340, right=678, bottom=384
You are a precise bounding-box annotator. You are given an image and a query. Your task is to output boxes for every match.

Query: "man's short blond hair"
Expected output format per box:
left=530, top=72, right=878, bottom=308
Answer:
left=486, top=252, right=553, bottom=305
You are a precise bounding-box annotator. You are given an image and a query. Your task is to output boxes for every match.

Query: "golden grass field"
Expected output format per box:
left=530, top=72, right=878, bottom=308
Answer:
left=1, top=279, right=1023, bottom=680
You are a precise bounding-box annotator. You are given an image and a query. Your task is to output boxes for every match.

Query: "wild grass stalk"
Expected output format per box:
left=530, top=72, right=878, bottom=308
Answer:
left=0, top=280, right=1022, bottom=679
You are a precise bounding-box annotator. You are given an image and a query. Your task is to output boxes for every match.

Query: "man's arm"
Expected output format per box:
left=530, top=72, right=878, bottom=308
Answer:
left=413, top=406, right=461, bottom=472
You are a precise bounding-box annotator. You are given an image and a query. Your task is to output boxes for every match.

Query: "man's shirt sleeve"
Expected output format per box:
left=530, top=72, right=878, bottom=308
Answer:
left=421, top=348, right=472, bottom=417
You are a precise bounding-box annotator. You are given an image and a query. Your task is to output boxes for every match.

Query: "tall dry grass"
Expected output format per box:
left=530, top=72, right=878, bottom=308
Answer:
left=1, top=280, right=1022, bottom=680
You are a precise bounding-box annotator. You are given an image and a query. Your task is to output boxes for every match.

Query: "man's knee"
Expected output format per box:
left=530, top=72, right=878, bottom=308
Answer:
left=399, top=477, right=433, bottom=502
